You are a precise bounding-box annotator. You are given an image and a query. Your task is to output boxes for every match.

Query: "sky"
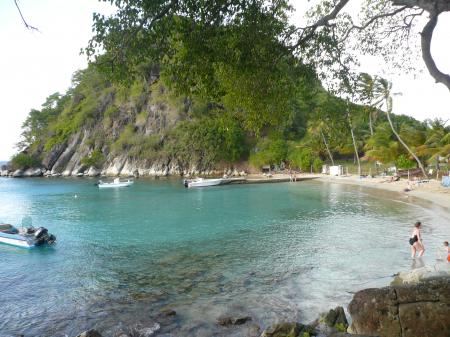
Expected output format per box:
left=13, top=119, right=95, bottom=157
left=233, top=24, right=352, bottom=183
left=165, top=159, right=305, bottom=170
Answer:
left=0, top=0, right=449, bottom=160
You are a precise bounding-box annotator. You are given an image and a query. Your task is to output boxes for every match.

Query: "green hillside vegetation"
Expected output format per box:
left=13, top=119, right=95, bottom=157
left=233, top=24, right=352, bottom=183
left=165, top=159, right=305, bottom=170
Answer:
left=14, top=62, right=450, bottom=174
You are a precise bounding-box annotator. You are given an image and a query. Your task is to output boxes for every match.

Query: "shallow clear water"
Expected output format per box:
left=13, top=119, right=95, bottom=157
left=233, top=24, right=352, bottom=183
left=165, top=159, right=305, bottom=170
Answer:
left=0, top=178, right=448, bottom=337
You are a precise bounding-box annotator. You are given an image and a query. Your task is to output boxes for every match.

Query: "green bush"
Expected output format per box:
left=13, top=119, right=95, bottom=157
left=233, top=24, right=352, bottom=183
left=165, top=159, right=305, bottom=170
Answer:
left=312, top=157, right=324, bottom=172
left=81, top=149, right=105, bottom=168
left=395, top=154, right=416, bottom=169
left=288, top=147, right=312, bottom=171
left=250, top=138, right=288, bottom=168
left=10, top=153, right=41, bottom=170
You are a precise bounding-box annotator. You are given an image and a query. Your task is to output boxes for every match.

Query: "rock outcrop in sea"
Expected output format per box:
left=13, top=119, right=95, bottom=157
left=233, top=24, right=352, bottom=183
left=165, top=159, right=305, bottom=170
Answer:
left=349, top=275, right=449, bottom=337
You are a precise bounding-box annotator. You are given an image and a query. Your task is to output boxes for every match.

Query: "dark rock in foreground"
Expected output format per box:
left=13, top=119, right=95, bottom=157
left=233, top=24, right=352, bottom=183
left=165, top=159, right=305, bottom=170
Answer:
left=75, top=329, right=102, bottom=337
left=348, top=276, right=450, bottom=337
left=260, top=322, right=316, bottom=337
left=160, top=308, right=177, bottom=317
left=323, top=306, right=348, bottom=331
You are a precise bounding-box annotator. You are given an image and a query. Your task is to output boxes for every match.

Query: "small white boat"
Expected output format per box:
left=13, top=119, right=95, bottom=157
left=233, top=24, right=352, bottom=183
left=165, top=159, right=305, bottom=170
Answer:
left=183, top=177, right=229, bottom=188
left=0, top=224, right=56, bottom=248
left=98, top=178, right=134, bottom=188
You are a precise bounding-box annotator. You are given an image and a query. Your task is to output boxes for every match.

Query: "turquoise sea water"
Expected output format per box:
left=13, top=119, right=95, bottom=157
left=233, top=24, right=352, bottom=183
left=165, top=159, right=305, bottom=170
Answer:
left=0, top=178, right=448, bottom=337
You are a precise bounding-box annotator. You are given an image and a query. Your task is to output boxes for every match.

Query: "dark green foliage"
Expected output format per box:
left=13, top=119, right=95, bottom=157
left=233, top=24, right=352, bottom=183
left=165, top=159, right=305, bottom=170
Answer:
left=85, top=0, right=314, bottom=132
left=249, top=137, right=288, bottom=168
left=10, top=153, right=41, bottom=170
left=81, top=150, right=105, bottom=168
left=19, top=92, right=68, bottom=151
left=164, top=115, right=247, bottom=169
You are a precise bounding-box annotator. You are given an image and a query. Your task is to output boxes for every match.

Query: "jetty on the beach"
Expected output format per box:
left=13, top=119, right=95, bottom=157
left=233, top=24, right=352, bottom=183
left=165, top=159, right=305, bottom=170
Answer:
left=227, top=175, right=319, bottom=185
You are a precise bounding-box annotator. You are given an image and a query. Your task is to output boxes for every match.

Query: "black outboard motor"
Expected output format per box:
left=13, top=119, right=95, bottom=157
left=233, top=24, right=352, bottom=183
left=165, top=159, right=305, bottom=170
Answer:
left=33, top=227, right=56, bottom=246
left=34, top=227, right=48, bottom=239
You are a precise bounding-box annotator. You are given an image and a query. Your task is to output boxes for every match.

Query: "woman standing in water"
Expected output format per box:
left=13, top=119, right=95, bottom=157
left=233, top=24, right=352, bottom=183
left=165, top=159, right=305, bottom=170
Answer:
left=409, top=221, right=425, bottom=258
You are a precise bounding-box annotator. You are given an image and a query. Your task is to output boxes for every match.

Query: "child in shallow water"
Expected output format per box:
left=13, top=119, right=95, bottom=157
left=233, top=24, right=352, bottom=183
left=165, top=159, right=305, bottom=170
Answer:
left=444, top=241, right=450, bottom=262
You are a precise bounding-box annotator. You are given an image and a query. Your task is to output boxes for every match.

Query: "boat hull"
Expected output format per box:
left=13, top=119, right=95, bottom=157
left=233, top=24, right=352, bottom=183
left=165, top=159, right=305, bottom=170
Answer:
left=0, top=232, right=35, bottom=248
left=187, top=178, right=228, bottom=188
left=98, top=181, right=133, bottom=188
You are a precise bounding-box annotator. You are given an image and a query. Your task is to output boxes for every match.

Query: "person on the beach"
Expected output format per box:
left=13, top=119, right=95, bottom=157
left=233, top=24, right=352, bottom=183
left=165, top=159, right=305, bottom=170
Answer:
left=404, top=180, right=413, bottom=192
left=444, top=241, right=450, bottom=262
left=409, top=221, right=425, bottom=258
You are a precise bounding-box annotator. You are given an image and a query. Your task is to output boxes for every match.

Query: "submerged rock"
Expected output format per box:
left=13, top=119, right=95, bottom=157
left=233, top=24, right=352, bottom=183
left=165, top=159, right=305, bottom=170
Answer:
left=75, top=329, right=102, bottom=337
left=217, top=315, right=252, bottom=326
left=160, top=308, right=177, bottom=317
left=122, top=323, right=161, bottom=337
left=348, top=276, right=450, bottom=337
left=391, top=264, right=450, bottom=285
left=260, top=322, right=315, bottom=337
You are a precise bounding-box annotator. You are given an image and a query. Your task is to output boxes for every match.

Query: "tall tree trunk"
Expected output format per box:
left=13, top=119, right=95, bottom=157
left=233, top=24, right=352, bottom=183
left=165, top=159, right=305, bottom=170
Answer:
left=347, top=102, right=361, bottom=176
left=321, top=131, right=334, bottom=165
left=385, top=97, right=428, bottom=178
left=368, top=109, right=374, bottom=136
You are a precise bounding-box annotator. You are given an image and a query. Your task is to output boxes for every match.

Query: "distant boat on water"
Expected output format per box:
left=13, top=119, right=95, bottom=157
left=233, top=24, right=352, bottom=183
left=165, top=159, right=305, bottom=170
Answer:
left=98, top=178, right=134, bottom=188
left=183, top=177, right=230, bottom=188
left=0, top=223, right=56, bottom=248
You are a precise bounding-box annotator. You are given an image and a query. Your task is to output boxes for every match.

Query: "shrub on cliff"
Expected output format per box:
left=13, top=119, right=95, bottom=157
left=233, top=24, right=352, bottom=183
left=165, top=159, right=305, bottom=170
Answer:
left=10, top=153, right=41, bottom=170
left=81, top=150, right=105, bottom=168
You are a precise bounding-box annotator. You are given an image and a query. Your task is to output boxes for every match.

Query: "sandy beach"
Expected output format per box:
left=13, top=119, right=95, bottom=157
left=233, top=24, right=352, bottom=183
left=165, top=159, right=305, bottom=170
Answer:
left=316, top=174, right=450, bottom=210
left=245, top=173, right=450, bottom=210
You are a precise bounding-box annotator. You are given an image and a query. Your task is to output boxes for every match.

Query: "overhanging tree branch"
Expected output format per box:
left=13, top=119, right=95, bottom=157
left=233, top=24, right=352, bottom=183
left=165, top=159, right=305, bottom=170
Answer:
left=340, top=6, right=409, bottom=42
left=293, top=0, right=350, bottom=48
left=421, top=13, right=450, bottom=91
left=14, top=0, right=39, bottom=31
left=392, top=0, right=450, bottom=13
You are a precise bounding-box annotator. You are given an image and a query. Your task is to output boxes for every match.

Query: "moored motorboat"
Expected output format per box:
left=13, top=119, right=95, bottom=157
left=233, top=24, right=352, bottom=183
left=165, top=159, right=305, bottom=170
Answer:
left=0, top=224, right=56, bottom=248
left=98, top=178, right=134, bottom=188
left=183, top=177, right=230, bottom=188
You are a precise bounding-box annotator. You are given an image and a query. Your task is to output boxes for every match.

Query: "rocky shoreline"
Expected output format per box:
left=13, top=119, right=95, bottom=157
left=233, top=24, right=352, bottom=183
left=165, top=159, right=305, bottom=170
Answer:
left=0, top=165, right=244, bottom=178
left=68, top=269, right=449, bottom=337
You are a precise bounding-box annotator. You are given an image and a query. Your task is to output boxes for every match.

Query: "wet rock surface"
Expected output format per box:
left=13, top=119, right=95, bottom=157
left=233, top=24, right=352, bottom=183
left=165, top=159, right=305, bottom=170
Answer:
left=217, top=315, right=252, bottom=326
left=323, top=306, right=348, bottom=330
left=348, top=276, right=450, bottom=337
left=75, top=329, right=103, bottom=337
left=260, top=322, right=316, bottom=337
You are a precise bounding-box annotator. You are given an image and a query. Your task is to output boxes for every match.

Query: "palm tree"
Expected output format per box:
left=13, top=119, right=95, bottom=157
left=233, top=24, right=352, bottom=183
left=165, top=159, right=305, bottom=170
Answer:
left=307, top=119, right=335, bottom=165
left=357, top=73, right=380, bottom=136
left=374, top=78, right=428, bottom=178
left=416, top=119, right=450, bottom=170
left=364, top=122, right=400, bottom=164
left=346, top=99, right=361, bottom=176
